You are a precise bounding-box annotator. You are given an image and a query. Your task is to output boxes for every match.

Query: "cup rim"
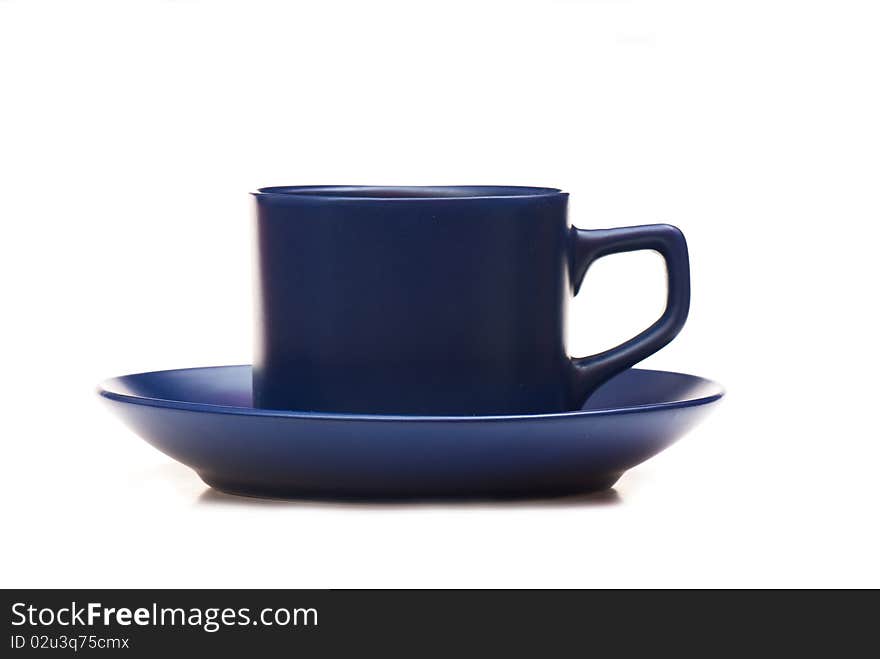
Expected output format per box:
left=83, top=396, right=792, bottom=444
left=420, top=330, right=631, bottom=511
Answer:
left=252, top=185, right=567, bottom=201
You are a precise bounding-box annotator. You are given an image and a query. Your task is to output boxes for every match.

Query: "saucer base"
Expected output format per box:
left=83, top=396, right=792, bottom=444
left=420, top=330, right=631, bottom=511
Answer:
left=199, top=471, right=624, bottom=501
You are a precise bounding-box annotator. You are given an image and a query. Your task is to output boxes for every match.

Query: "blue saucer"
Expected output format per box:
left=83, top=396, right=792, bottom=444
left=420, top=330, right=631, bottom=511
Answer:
left=99, top=366, right=723, bottom=499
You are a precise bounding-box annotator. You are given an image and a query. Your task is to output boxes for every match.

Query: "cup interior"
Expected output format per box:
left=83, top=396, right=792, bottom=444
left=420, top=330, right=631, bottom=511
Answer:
left=255, top=185, right=563, bottom=199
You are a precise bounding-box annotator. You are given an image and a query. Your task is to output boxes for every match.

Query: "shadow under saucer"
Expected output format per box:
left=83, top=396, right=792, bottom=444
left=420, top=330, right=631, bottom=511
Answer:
left=195, top=485, right=622, bottom=510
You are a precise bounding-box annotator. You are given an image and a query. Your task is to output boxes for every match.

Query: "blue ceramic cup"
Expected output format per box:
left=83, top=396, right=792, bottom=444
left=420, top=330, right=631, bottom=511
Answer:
left=252, top=186, right=689, bottom=415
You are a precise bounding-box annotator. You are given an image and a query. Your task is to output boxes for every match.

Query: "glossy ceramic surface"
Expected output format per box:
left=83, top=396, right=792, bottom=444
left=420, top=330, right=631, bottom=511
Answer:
left=99, top=366, right=722, bottom=500
left=253, top=186, right=690, bottom=415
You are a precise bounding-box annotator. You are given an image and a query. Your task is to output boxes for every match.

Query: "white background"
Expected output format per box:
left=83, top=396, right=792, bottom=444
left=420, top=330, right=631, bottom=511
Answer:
left=1, top=0, right=878, bottom=588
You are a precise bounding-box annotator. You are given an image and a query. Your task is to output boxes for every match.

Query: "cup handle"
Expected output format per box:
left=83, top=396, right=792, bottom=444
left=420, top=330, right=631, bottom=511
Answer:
left=568, top=223, right=690, bottom=403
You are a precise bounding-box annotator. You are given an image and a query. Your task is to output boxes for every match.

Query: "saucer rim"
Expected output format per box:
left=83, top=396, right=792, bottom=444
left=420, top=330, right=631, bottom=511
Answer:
left=98, top=365, right=724, bottom=422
